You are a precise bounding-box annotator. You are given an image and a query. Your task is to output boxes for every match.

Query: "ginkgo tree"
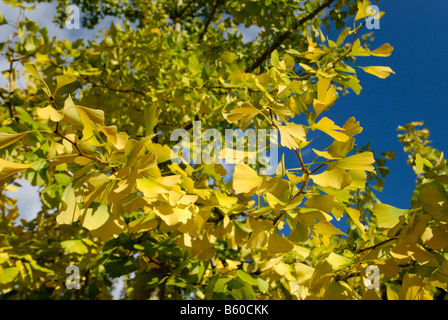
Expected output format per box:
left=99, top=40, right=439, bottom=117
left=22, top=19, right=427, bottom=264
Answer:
left=0, top=0, right=447, bottom=300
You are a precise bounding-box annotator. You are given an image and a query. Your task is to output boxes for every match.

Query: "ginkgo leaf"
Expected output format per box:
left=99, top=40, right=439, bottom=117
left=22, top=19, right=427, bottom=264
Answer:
left=56, top=184, right=81, bottom=225
left=60, top=240, right=88, bottom=254
left=277, top=123, right=307, bottom=150
left=0, top=158, right=35, bottom=180
left=0, top=131, right=32, bottom=149
left=421, top=227, right=447, bottom=250
left=54, top=74, right=77, bottom=95
left=137, top=175, right=181, bottom=197
left=354, top=0, right=374, bottom=21
left=370, top=43, right=394, bottom=57
left=0, top=267, right=20, bottom=285
left=219, top=147, right=257, bottom=164
left=326, top=252, right=352, bottom=270
left=277, top=80, right=301, bottom=97
left=313, top=78, right=338, bottom=116
left=360, top=66, right=395, bottom=79
left=62, top=95, right=82, bottom=124
left=335, top=151, right=375, bottom=171
left=305, top=195, right=334, bottom=212
left=268, top=228, right=293, bottom=253
left=81, top=203, right=110, bottom=231
left=373, top=203, right=408, bottom=229
left=342, top=117, right=363, bottom=137
left=311, top=167, right=352, bottom=190
left=154, top=205, right=192, bottom=226
left=36, top=105, right=64, bottom=122
left=295, top=262, right=314, bottom=285
left=232, top=163, right=262, bottom=194
left=24, top=62, right=51, bottom=96
left=314, top=221, right=347, bottom=236
left=76, top=106, right=105, bottom=146
left=346, top=207, right=366, bottom=233
left=227, top=102, right=260, bottom=129
left=310, top=117, right=349, bottom=142
left=336, top=27, right=351, bottom=47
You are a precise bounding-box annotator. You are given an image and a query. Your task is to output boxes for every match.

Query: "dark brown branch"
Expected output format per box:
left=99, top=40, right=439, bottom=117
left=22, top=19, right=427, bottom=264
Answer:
left=198, top=0, right=222, bottom=44
left=89, top=79, right=146, bottom=96
left=310, top=162, right=327, bottom=175
left=359, top=237, right=398, bottom=253
left=7, top=34, right=17, bottom=122
left=246, top=0, right=336, bottom=73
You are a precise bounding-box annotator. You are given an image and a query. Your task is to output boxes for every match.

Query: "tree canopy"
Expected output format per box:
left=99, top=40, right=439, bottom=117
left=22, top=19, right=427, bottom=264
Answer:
left=1, top=0, right=447, bottom=300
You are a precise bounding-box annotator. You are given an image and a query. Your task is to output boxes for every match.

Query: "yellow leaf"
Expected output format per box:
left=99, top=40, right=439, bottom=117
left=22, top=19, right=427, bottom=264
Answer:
left=336, top=27, right=351, bottom=47
left=421, top=227, right=447, bottom=250
left=314, top=221, right=347, bottom=236
left=36, top=105, right=64, bottom=122
left=313, top=78, right=338, bottom=116
left=354, top=0, right=373, bottom=21
left=56, top=184, right=81, bottom=225
left=54, top=74, right=77, bottom=95
left=60, top=240, right=88, bottom=254
left=0, top=158, right=34, bottom=180
left=0, top=131, right=31, bottom=149
left=335, top=151, right=375, bottom=171
left=215, top=192, right=239, bottom=209
left=90, top=215, right=126, bottom=241
left=400, top=273, right=433, bottom=300
left=311, top=167, right=352, bottom=190
left=346, top=207, right=366, bottom=234
left=342, top=117, right=363, bottom=137
left=137, top=175, right=180, bottom=198
left=310, top=117, right=349, bottom=142
left=277, top=80, right=301, bottom=97
left=305, top=195, right=334, bottom=212
left=361, top=66, right=395, bottom=79
left=268, top=228, right=293, bottom=253
left=373, top=203, right=408, bottom=229
left=326, top=252, right=352, bottom=270
left=232, top=164, right=262, bottom=194
left=347, top=170, right=367, bottom=189
left=226, top=102, right=260, bottom=129
left=277, top=123, right=307, bottom=150
left=154, top=204, right=192, bottom=226
left=81, top=203, right=110, bottom=231
left=370, top=43, right=394, bottom=57
left=128, top=212, right=158, bottom=233
left=294, top=262, right=314, bottom=285
left=76, top=107, right=105, bottom=146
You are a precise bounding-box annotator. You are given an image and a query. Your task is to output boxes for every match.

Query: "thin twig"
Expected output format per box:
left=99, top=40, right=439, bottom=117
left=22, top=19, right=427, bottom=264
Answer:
left=359, top=237, right=398, bottom=253
left=198, top=0, right=222, bottom=43
left=246, top=0, right=336, bottom=72
left=325, top=20, right=367, bottom=73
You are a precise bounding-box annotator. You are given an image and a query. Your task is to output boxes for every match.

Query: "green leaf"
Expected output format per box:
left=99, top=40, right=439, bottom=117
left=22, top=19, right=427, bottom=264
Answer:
left=373, top=203, right=408, bottom=229
left=0, top=131, right=32, bottom=149
left=0, top=11, right=7, bottom=25
left=0, top=158, right=35, bottom=180
left=144, top=103, right=161, bottom=136
left=0, top=267, right=20, bottom=284
left=24, top=63, right=51, bottom=96
left=54, top=74, right=78, bottom=95
left=60, top=240, right=88, bottom=254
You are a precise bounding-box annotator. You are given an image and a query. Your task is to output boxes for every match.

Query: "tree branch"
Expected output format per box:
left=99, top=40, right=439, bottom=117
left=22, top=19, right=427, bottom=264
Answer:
left=198, top=0, right=222, bottom=44
left=246, top=0, right=336, bottom=73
